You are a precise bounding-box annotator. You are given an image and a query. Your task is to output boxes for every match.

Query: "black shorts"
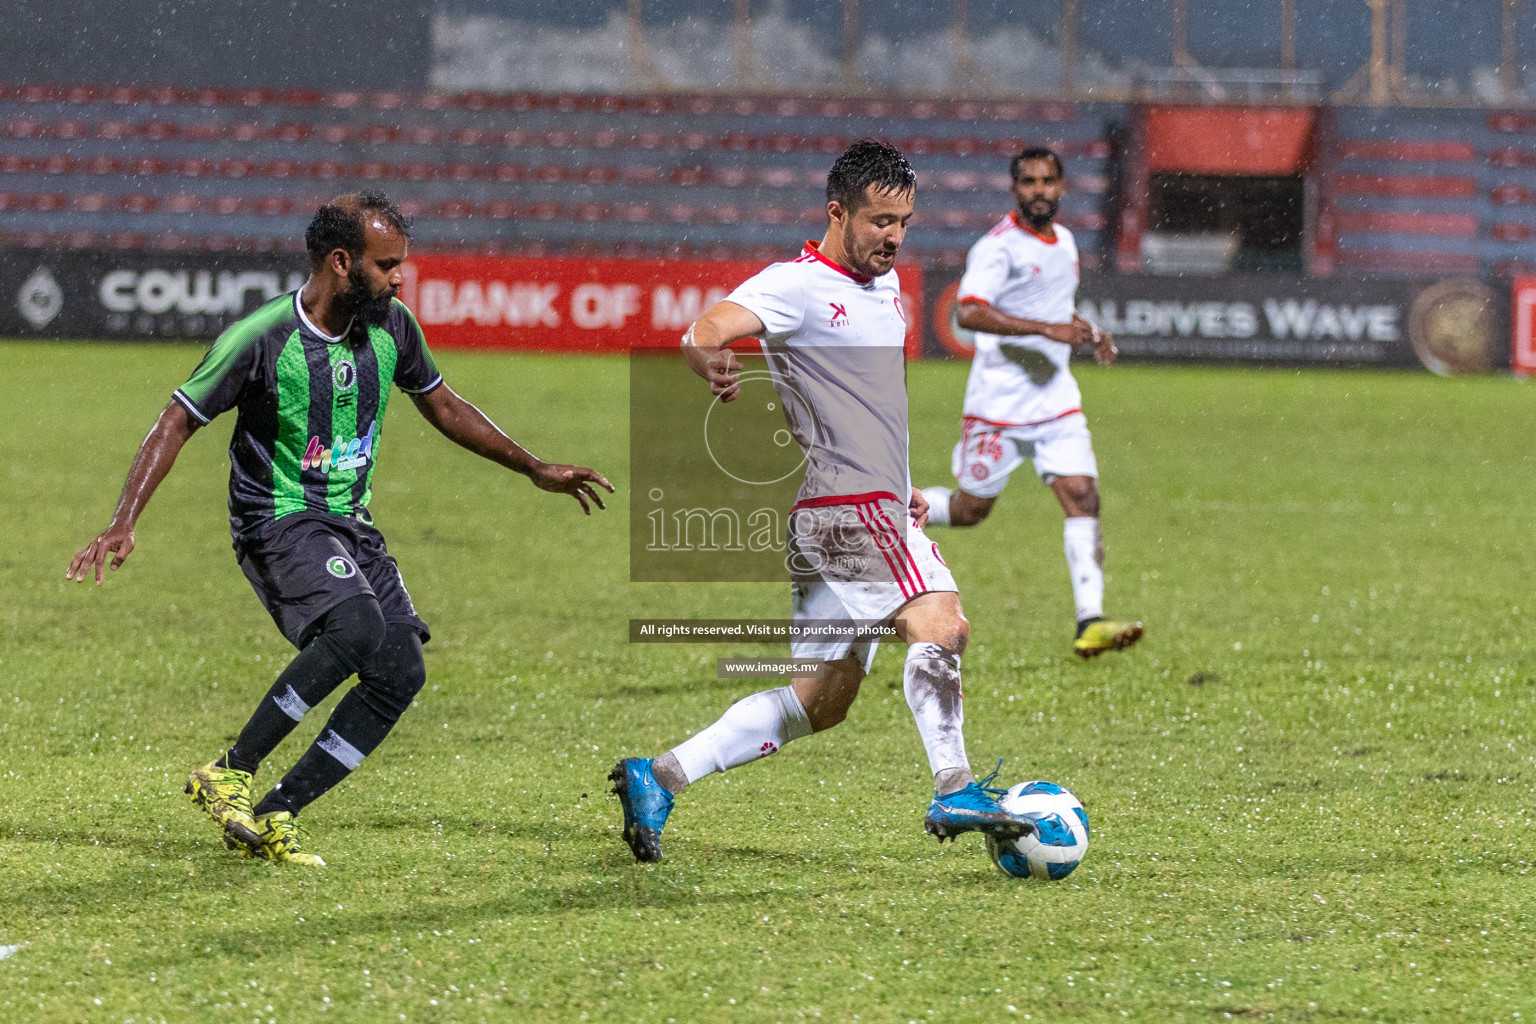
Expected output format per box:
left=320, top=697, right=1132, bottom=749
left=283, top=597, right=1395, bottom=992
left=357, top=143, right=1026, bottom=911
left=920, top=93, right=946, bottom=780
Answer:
left=235, top=513, right=430, bottom=649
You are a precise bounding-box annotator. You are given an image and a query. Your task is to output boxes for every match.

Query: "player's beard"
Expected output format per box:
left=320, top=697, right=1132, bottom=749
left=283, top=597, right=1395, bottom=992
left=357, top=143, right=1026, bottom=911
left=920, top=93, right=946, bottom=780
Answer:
left=1019, top=196, right=1058, bottom=232
left=341, top=266, right=396, bottom=328
left=843, top=226, right=900, bottom=278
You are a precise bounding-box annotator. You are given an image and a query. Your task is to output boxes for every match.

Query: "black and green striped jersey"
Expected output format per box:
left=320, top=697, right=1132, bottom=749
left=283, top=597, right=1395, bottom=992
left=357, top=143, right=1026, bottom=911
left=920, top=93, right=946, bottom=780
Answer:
left=173, top=291, right=442, bottom=539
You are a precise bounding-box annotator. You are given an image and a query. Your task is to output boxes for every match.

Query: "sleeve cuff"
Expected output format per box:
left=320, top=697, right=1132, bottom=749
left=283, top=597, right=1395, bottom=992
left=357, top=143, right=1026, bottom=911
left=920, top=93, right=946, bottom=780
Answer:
left=400, top=373, right=444, bottom=396
left=172, top=389, right=212, bottom=425
left=956, top=295, right=993, bottom=306
left=728, top=297, right=799, bottom=339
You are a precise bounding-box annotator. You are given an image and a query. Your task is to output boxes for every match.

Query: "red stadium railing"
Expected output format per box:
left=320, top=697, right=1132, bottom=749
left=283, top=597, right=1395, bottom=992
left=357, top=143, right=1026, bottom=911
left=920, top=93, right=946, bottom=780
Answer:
left=0, top=83, right=1084, bottom=124
left=0, top=187, right=1109, bottom=234
left=1, top=115, right=1111, bottom=163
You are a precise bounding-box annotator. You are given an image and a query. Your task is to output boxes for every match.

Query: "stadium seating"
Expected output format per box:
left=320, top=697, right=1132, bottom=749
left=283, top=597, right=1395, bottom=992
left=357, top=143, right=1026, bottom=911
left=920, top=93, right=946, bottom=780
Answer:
left=1330, top=106, right=1536, bottom=277
left=2, top=83, right=1527, bottom=277
left=0, top=85, right=1115, bottom=265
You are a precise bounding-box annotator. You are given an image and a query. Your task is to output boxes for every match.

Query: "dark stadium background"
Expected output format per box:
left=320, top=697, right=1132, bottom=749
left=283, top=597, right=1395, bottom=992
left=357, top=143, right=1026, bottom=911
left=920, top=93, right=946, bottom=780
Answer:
left=4, top=1, right=1528, bottom=92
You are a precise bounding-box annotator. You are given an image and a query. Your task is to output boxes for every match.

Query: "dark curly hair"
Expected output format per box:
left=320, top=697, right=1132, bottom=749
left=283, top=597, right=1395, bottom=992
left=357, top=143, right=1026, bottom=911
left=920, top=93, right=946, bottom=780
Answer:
left=826, top=139, right=917, bottom=213
left=305, top=192, right=412, bottom=270
left=1010, top=146, right=1065, bottom=181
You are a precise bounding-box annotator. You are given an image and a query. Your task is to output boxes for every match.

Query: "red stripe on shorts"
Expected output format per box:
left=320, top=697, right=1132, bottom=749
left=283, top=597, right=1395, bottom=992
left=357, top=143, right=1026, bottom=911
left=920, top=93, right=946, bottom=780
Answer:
left=853, top=502, right=913, bottom=598
left=961, top=408, right=1082, bottom=430
left=871, top=502, right=926, bottom=593
left=791, top=490, right=902, bottom=513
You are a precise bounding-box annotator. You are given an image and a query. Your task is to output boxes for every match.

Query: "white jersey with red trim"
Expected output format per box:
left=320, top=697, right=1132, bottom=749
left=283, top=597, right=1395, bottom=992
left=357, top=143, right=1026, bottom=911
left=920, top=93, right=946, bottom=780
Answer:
left=724, top=241, right=911, bottom=508
left=957, top=212, right=1083, bottom=428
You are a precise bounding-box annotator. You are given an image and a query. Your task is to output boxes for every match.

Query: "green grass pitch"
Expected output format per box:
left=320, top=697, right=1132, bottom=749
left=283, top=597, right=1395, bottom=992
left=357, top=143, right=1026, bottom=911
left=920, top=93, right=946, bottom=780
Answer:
left=2, top=341, right=1534, bottom=1022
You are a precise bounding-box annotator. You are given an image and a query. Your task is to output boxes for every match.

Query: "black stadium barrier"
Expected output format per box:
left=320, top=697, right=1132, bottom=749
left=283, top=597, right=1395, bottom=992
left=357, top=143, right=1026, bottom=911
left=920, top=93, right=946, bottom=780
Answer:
left=2, top=248, right=306, bottom=341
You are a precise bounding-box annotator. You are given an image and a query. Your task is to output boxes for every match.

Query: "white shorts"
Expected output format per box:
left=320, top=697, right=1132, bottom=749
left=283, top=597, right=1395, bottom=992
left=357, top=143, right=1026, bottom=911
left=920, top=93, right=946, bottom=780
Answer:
left=787, top=495, right=958, bottom=673
left=951, top=412, right=1098, bottom=499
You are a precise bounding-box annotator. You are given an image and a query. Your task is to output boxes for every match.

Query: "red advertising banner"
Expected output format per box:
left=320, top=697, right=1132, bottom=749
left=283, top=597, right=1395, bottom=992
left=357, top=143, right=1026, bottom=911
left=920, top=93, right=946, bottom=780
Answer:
left=401, top=254, right=924, bottom=359
left=1514, top=277, right=1536, bottom=377
left=1146, top=106, right=1317, bottom=176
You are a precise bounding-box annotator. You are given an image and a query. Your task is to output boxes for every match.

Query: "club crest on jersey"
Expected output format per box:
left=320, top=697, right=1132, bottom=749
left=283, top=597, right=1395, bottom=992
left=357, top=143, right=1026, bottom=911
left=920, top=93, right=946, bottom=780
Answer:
left=333, top=359, right=356, bottom=392
left=302, top=422, right=377, bottom=473
left=829, top=302, right=849, bottom=327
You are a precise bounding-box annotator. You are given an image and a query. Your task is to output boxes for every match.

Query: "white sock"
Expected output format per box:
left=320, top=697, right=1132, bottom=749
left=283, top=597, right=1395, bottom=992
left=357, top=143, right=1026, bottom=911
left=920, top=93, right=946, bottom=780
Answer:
left=903, top=643, right=969, bottom=780
left=919, top=486, right=953, bottom=526
left=668, top=685, right=812, bottom=785
left=1064, top=516, right=1105, bottom=623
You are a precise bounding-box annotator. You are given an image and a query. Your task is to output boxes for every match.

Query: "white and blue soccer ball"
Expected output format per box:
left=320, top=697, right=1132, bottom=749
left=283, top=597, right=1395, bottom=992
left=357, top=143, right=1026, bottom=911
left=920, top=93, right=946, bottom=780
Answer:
left=985, top=781, right=1090, bottom=880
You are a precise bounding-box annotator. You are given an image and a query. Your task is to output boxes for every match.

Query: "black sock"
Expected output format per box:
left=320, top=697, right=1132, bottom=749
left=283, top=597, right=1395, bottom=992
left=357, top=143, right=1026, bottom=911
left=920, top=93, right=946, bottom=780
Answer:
left=219, top=595, right=386, bottom=775
left=254, top=623, right=425, bottom=817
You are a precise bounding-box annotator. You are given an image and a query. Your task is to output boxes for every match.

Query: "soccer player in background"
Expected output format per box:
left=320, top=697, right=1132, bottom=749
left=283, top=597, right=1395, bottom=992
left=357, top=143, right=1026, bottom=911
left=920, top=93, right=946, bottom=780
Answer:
left=611, top=140, right=1035, bottom=864
left=67, top=193, right=612, bottom=866
left=919, top=147, right=1143, bottom=660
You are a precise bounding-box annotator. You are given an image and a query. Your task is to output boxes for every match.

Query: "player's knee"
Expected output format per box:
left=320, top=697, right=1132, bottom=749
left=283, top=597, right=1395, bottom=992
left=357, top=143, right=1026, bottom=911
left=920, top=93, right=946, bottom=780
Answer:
left=359, top=626, right=426, bottom=722
left=916, top=612, right=969, bottom=655
left=812, top=709, right=843, bottom=732
left=800, top=670, right=861, bottom=733
left=947, top=616, right=971, bottom=655
left=901, top=596, right=970, bottom=653
left=1059, top=478, right=1099, bottom=517
left=937, top=601, right=972, bottom=654
left=950, top=505, right=983, bottom=527
left=809, top=696, right=853, bottom=732
left=319, top=594, right=387, bottom=670
left=389, top=642, right=428, bottom=708
left=950, top=498, right=992, bottom=527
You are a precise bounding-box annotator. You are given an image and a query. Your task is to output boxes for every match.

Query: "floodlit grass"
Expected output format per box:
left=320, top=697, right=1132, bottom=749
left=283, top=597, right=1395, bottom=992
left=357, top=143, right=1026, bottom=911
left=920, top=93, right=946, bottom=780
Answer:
left=3, top=341, right=1535, bottom=1023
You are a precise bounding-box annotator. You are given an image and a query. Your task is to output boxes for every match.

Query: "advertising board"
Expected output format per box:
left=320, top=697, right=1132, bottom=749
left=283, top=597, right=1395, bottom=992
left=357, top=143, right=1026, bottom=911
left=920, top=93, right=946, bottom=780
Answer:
left=925, top=270, right=1503, bottom=373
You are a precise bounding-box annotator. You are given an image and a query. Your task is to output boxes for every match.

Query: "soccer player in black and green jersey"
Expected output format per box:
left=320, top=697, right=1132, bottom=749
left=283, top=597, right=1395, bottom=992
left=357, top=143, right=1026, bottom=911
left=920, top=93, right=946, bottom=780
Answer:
left=68, top=193, right=613, bottom=866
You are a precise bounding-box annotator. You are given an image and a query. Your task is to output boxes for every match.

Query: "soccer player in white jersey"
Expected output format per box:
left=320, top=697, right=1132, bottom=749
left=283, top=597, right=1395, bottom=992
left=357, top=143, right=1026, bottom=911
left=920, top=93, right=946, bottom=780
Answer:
left=611, top=140, right=1035, bottom=863
left=919, top=147, right=1143, bottom=659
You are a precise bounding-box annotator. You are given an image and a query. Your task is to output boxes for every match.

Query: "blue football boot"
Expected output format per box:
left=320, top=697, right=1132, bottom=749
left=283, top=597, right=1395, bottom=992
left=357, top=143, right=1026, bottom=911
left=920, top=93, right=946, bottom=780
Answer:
left=609, top=757, right=674, bottom=862
left=923, top=765, right=1036, bottom=843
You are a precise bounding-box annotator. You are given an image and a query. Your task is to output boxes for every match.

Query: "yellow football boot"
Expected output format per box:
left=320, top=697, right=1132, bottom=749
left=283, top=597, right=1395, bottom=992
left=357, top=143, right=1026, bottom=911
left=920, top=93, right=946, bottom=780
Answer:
left=1073, top=618, right=1144, bottom=659
left=185, top=761, right=263, bottom=854
left=248, top=811, right=326, bottom=867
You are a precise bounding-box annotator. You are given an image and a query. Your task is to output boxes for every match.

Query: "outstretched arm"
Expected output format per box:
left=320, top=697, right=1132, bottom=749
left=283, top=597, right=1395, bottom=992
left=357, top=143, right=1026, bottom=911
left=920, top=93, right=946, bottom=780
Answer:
left=681, top=300, right=767, bottom=403
left=411, top=383, right=613, bottom=515
left=956, top=300, right=1091, bottom=347
left=955, top=302, right=1116, bottom=365
left=67, top=401, right=199, bottom=584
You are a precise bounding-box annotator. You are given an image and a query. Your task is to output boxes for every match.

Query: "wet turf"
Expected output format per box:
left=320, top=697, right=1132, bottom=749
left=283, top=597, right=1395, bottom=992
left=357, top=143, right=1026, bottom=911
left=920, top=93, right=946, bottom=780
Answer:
left=3, top=342, right=1534, bottom=1022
